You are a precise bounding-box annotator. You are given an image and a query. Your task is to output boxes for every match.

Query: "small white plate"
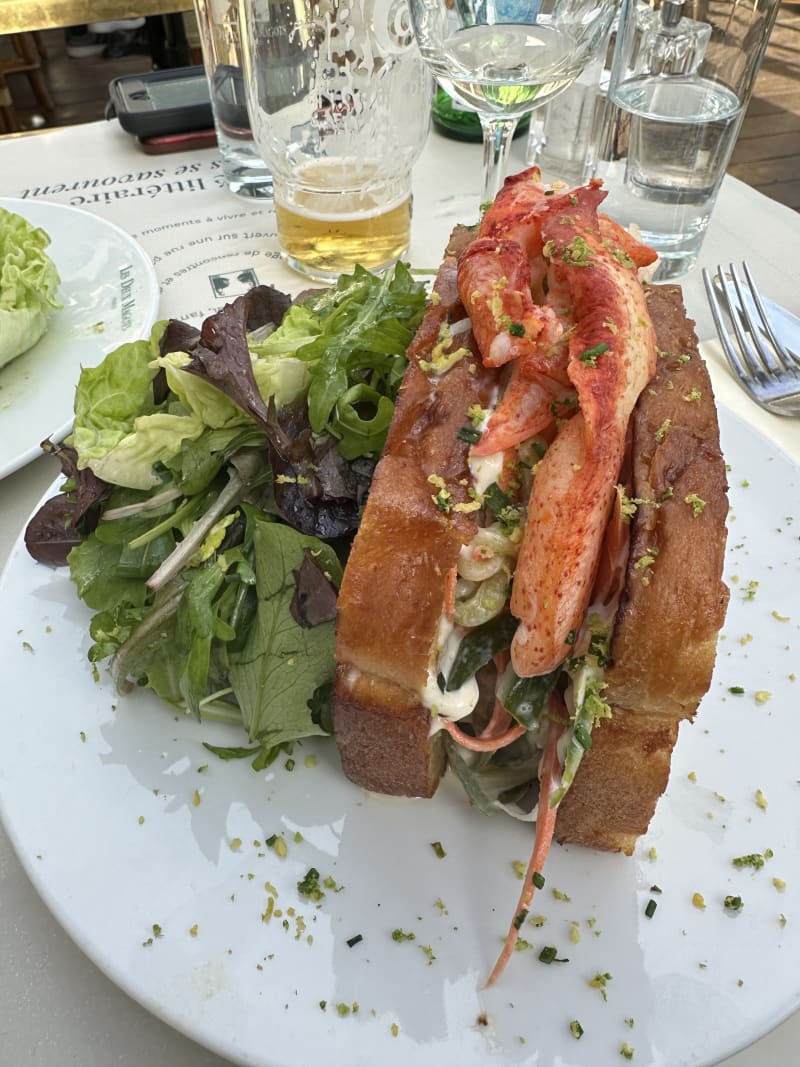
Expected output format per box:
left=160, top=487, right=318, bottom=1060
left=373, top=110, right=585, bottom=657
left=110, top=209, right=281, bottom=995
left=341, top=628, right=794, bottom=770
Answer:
left=0, top=407, right=798, bottom=1067
left=0, top=198, right=160, bottom=480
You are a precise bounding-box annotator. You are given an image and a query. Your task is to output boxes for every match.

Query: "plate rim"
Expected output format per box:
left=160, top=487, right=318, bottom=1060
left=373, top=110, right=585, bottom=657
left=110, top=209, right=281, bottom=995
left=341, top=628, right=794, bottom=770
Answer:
left=0, top=196, right=161, bottom=481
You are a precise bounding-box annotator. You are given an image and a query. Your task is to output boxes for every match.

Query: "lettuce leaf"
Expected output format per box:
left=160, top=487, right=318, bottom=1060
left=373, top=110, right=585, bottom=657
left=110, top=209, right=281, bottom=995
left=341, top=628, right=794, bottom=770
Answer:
left=228, top=518, right=342, bottom=747
left=68, top=325, right=166, bottom=486
left=249, top=263, right=426, bottom=458
left=0, top=206, right=61, bottom=368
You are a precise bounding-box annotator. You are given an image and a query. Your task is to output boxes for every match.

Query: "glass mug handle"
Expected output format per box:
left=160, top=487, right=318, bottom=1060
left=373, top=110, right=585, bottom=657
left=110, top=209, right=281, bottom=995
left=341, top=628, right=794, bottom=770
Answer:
left=371, top=0, right=418, bottom=54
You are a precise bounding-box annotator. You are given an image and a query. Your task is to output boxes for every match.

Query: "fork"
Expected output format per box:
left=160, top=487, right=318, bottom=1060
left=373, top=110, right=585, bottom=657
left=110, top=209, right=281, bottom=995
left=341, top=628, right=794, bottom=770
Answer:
left=702, top=262, right=800, bottom=417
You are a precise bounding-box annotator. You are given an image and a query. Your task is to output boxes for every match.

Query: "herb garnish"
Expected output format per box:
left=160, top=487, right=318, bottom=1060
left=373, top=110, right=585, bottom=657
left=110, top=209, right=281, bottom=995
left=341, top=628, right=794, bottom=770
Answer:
left=457, top=424, right=482, bottom=444
left=538, top=946, right=568, bottom=963
left=578, top=342, right=609, bottom=366
left=733, top=853, right=765, bottom=869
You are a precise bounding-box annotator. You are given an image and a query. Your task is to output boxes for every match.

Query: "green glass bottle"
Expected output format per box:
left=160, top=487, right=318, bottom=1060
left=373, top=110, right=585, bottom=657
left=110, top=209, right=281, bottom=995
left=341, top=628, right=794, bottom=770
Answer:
left=431, top=87, right=531, bottom=142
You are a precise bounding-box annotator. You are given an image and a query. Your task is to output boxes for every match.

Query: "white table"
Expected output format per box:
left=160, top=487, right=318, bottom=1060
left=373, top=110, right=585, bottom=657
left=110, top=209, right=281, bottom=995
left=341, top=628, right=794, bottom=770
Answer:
left=1, top=120, right=799, bottom=1067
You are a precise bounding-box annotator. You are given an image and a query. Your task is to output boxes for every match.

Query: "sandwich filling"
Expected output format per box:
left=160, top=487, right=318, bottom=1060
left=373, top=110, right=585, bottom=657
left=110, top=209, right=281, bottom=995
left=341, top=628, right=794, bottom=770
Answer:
left=416, top=168, right=659, bottom=980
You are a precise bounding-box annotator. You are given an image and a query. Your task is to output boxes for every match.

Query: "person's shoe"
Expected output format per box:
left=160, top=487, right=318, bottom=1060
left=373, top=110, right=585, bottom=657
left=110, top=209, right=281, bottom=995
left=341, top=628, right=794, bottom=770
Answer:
left=65, top=28, right=108, bottom=57
left=88, top=18, right=145, bottom=33
left=103, top=26, right=151, bottom=59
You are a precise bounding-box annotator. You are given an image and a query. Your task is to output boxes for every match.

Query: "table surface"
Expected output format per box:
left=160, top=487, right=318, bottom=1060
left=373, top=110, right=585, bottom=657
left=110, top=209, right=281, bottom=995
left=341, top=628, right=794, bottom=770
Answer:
left=0, top=0, right=193, bottom=34
left=1, top=120, right=799, bottom=1067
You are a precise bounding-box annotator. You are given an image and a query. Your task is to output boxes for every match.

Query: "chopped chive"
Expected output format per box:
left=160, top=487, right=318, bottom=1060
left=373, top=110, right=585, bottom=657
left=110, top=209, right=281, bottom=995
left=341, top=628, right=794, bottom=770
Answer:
left=457, top=424, right=482, bottom=444
left=538, top=945, right=568, bottom=963
left=532, top=871, right=546, bottom=890
left=578, top=342, right=609, bottom=366
left=644, top=899, right=657, bottom=918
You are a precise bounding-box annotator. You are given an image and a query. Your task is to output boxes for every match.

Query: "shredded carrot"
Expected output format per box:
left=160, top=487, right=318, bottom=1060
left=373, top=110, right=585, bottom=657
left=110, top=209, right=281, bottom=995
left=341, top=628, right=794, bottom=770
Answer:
left=476, top=654, right=513, bottom=739
left=479, top=698, right=514, bottom=739
left=485, top=698, right=567, bottom=987
left=441, top=717, right=525, bottom=752
left=444, top=565, right=457, bottom=621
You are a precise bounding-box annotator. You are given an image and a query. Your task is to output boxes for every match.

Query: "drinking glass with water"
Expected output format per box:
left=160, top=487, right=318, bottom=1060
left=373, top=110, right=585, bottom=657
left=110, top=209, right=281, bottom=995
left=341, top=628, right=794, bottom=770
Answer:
left=193, top=0, right=273, bottom=198
left=601, top=0, right=780, bottom=279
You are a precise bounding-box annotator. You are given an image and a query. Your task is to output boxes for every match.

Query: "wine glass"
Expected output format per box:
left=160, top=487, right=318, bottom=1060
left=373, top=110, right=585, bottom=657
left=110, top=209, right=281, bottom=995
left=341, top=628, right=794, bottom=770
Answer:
left=407, top=0, right=618, bottom=204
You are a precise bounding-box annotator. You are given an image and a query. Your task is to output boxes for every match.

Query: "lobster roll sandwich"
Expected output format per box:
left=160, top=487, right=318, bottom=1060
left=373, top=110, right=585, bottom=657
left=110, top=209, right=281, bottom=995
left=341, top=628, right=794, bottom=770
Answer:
left=332, top=168, right=729, bottom=976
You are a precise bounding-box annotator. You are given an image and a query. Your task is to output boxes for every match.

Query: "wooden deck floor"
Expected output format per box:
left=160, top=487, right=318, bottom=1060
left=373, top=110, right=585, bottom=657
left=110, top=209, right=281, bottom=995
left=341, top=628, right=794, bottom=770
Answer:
left=1, top=7, right=799, bottom=211
left=729, top=2, right=800, bottom=210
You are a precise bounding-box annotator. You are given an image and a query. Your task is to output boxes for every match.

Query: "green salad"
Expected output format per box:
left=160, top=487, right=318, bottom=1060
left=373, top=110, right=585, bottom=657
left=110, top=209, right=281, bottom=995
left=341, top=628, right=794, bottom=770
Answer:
left=25, top=265, right=427, bottom=769
left=0, top=206, right=61, bottom=369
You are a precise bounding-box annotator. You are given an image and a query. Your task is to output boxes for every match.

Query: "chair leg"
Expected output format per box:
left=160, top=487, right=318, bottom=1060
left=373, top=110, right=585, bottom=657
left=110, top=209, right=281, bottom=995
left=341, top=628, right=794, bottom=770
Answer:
left=7, top=34, right=55, bottom=115
left=0, top=73, right=19, bottom=133
left=32, top=31, right=48, bottom=59
left=27, top=65, right=54, bottom=113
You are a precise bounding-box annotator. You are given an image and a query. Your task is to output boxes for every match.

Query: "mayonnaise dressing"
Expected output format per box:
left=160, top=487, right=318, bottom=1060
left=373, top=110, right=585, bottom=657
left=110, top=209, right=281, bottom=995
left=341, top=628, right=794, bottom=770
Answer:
left=422, top=615, right=480, bottom=734
left=469, top=449, right=505, bottom=496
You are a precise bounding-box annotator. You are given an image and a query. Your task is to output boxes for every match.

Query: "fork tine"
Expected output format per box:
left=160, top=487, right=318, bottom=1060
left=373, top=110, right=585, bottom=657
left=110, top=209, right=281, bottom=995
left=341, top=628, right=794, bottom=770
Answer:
left=717, top=265, right=768, bottom=383
left=702, top=267, right=756, bottom=395
left=741, top=262, right=800, bottom=377
left=721, top=264, right=772, bottom=381
left=731, top=263, right=793, bottom=380
left=704, top=265, right=800, bottom=416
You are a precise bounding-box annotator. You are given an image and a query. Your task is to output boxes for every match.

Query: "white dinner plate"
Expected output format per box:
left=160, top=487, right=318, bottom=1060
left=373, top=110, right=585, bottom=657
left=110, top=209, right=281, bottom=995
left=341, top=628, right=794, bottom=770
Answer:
left=0, top=198, right=160, bottom=480
left=0, top=407, right=798, bottom=1067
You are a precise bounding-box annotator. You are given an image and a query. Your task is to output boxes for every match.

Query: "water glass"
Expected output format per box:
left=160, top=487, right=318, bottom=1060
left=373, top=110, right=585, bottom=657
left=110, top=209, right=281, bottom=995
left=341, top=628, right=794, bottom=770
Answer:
left=237, top=0, right=432, bottom=281
left=193, top=0, right=273, bottom=198
left=601, top=0, right=780, bottom=279
left=525, top=21, right=614, bottom=187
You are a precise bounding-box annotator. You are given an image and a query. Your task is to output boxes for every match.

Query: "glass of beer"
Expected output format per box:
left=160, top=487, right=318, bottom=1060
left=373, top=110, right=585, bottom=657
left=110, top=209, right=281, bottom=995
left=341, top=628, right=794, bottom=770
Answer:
left=237, top=0, right=432, bottom=281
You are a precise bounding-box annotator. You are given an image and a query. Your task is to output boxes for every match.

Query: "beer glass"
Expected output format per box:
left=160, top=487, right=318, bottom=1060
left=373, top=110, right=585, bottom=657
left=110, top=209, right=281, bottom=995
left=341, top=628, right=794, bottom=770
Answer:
left=238, top=0, right=433, bottom=280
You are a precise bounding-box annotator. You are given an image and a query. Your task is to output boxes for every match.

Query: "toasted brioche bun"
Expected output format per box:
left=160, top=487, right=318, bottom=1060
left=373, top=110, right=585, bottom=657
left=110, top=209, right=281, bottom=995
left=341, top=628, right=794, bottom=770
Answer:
left=555, top=285, right=729, bottom=854
left=334, top=227, right=497, bottom=797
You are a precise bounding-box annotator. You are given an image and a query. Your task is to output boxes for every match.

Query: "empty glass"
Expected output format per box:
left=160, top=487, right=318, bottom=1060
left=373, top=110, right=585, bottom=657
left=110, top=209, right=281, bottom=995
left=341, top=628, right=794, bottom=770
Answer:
left=193, top=0, right=273, bottom=198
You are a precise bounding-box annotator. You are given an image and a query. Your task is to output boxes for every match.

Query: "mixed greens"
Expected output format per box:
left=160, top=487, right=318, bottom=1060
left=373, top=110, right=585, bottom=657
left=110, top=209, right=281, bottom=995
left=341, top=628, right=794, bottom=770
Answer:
left=0, top=206, right=61, bottom=368
left=25, top=265, right=427, bottom=768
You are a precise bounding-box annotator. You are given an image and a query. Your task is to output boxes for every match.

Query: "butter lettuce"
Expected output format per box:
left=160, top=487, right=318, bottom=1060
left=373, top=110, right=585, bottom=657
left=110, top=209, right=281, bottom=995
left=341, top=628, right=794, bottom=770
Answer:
left=0, top=206, right=62, bottom=368
left=68, top=326, right=175, bottom=490
left=159, top=352, right=253, bottom=429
